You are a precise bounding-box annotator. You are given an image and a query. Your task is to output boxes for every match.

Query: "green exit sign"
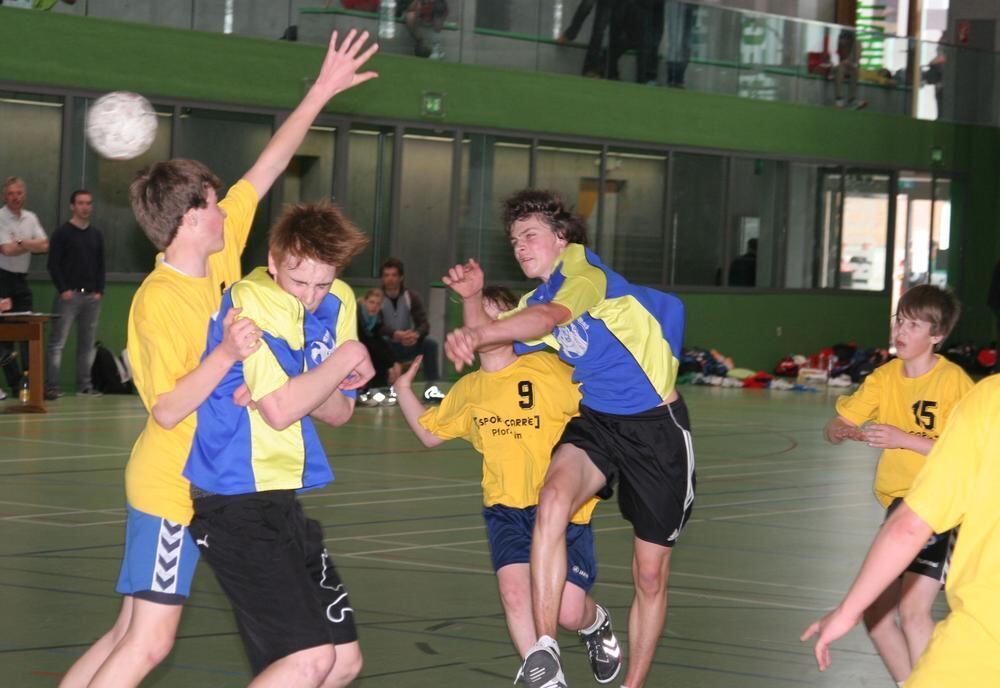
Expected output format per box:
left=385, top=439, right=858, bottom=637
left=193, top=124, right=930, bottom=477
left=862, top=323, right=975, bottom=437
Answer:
left=930, top=147, right=943, bottom=164
left=422, top=91, right=446, bottom=118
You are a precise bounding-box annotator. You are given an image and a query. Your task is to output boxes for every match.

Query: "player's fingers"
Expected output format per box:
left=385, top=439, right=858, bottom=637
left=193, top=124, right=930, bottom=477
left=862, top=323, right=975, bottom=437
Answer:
left=347, top=31, right=372, bottom=59
left=353, top=71, right=379, bottom=87
left=817, top=643, right=830, bottom=671
left=338, top=28, right=357, bottom=55
left=800, top=621, right=819, bottom=642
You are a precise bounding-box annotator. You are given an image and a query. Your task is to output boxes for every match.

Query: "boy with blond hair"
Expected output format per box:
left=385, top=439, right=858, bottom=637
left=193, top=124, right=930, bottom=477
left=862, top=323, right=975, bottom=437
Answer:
left=823, top=284, right=973, bottom=685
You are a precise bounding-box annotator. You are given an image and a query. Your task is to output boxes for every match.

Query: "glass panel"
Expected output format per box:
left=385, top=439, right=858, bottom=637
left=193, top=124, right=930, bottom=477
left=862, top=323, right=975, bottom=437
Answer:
left=930, top=178, right=951, bottom=287
left=457, top=134, right=530, bottom=282
left=282, top=125, right=335, bottom=205
left=783, top=162, right=820, bottom=288
left=397, top=130, right=454, bottom=294
left=816, top=169, right=843, bottom=289
left=840, top=172, right=890, bottom=291
left=343, top=127, right=394, bottom=280
left=726, top=158, right=784, bottom=288
left=534, top=141, right=602, bottom=244
left=68, top=96, right=173, bottom=275
left=174, top=107, right=275, bottom=270
left=668, top=153, right=725, bottom=287
left=604, top=147, right=666, bottom=285
left=0, top=92, right=63, bottom=274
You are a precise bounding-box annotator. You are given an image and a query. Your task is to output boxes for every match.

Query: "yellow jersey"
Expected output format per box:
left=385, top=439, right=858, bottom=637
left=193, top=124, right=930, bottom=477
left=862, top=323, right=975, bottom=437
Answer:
left=836, top=355, right=973, bottom=507
left=904, top=375, right=1000, bottom=687
left=419, top=352, right=598, bottom=524
left=125, top=180, right=258, bottom=525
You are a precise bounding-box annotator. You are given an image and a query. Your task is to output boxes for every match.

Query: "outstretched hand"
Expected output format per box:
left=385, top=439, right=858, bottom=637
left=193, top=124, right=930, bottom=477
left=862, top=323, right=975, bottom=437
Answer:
left=800, top=606, right=860, bottom=672
left=443, top=259, right=484, bottom=300
left=395, top=355, right=423, bottom=391
left=313, top=29, right=379, bottom=100
left=445, top=327, right=480, bottom=372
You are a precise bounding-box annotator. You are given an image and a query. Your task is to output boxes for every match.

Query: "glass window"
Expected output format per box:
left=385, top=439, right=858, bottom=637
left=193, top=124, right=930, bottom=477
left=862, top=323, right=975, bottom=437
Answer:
left=535, top=140, right=602, bottom=242
left=783, top=162, right=821, bottom=288
left=930, top=178, right=951, bottom=287
left=343, top=127, right=394, bottom=280
left=0, top=92, right=63, bottom=273
left=66, top=97, right=173, bottom=275
left=840, top=172, right=891, bottom=291
left=668, top=153, right=725, bottom=286
left=726, top=158, right=786, bottom=288
left=603, top=148, right=667, bottom=285
left=282, top=125, right=335, bottom=205
left=458, top=134, right=530, bottom=282
left=174, top=107, right=275, bottom=270
left=397, top=130, right=455, bottom=294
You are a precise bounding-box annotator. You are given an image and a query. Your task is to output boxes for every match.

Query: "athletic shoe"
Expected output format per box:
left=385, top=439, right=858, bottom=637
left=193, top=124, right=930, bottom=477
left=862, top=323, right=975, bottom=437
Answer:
left=515, top=642, right=566, bottom=688
left=44, top=388, right=63, bottom=401
left=77, top=387, right=103, bottom=397
left=380, top=387, right=398, bottom=407
left=359, top=390, right=381, bottom=407
left=578, top=605, right=622, bottom=684
left=423, top=384, right=445, bottom=404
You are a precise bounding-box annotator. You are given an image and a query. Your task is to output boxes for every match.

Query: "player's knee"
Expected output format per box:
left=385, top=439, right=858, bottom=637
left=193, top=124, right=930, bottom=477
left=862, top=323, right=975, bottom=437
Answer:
left=324, top=649, right=363, bottom=687
left=558, top=604, right=585, bottom=631
left=497, top=577, right=530, bottom=615
left=536, top=483, right=574, bottom=527
left=898, top=597, right=933, bottom=631
left=287, top=645, right=337, bottom=685
left=132, top=631, right=175, bottom=669
left=633, top=563, right=667, bottom=597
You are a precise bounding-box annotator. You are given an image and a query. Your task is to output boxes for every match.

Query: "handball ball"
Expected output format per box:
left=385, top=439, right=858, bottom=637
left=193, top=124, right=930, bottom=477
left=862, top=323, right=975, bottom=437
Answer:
left=85, top=91, right=157, bottom=161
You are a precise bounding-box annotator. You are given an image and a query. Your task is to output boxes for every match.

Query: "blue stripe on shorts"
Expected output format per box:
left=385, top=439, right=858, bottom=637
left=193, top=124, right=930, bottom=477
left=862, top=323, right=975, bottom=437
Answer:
left=482, top=504, right=597, bottom=592
left=115, top=504, right=199, bottom=604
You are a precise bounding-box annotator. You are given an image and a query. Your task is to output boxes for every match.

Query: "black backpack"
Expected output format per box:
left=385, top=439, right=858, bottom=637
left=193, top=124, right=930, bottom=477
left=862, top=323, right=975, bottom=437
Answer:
left=91, top=342, right=134, bottom=394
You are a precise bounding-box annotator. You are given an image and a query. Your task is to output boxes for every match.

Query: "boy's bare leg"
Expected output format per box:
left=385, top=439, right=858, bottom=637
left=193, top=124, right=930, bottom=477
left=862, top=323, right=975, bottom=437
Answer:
left=531, top=444, right=606, bottom=639
left=59, top=596, right=134, bottom=688
left=321, top=641, right=363, bottom=688
left=249, top=645, right=336, bottom=688
left=621, top=538, right=671, bottom=688
left=898, top=572, right=942, bottom=667
left=497, top=563, right=537, bottom=656
left=88, top=599, right=183, bottom=688
left=557, top=583, right=596, bottom=632
left=863, top=579, right=911, bottom=682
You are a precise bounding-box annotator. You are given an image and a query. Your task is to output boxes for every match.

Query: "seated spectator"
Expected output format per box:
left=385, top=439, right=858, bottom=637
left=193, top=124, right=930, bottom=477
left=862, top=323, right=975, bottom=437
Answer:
left=379, top=257, right=440, bottom=382
left=834, top=29, right=866, bottom=109
left=357, top=287, right=400, bottom=390
left=398, top=0, right=448, bottom=59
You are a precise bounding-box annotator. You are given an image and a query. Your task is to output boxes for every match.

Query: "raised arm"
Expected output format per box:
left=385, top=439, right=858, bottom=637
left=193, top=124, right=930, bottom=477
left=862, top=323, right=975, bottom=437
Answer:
left=242, top=29, right=378, bottom=197
left=445, top=302, right=570, bottom=372
left=394, top=357, right=444, bottom=448
left=443, top=259, right=489, bottom=330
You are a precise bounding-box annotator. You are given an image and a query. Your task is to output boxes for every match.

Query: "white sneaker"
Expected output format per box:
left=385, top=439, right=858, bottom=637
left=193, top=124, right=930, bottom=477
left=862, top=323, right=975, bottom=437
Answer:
left=515, top=639, right=566, bottom=688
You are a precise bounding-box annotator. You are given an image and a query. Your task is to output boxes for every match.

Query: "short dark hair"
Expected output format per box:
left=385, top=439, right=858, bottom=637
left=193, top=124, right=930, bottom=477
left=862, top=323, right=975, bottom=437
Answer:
left=502, top=189, right=588, bottom=245
left=69, top=189, right=91, bottom=204
left=482, top=285, right=518, bottom=312
left=381, top=257, right=404, bottom=275
left=130, top=159, right=221, bottom=251
left=897, top=284, right=961, bottom=347
left=269, top=202, right=368, bottom=270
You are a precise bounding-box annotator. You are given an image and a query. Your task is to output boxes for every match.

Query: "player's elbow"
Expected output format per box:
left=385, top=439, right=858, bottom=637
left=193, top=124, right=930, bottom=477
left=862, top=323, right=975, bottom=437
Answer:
left=151, top=404, right=181, bottom=430
left=257, top=399, right=294, bottom=431
left=420, top=434, right=444, bottom=448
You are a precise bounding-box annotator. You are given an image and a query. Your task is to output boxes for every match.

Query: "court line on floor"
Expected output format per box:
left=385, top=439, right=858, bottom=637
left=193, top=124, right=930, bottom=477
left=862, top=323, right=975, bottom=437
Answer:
left=0, top=451, right=129, bottom=464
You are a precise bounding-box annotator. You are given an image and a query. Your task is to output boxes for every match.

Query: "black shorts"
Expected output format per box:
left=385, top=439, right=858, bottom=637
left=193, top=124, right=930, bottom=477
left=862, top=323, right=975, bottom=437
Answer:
left=189, top=490, right=357, bottom=675
left=557, top=397, right=696, bottom=547
left=886, top=498, right=956, bottom=583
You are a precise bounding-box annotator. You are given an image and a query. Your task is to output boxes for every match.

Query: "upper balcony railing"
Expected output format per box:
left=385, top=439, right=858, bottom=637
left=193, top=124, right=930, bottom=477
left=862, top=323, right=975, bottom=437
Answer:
left=43, top=0, right=999, bottom=126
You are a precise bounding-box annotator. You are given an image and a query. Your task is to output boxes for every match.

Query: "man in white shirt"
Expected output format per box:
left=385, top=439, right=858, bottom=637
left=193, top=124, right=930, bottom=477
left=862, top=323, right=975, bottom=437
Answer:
left=0, top=176, right=49, bottom=396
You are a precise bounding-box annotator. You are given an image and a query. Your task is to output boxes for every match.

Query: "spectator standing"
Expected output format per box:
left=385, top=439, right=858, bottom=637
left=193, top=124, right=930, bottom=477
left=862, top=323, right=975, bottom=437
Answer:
left=834, top=28, right=866, bottom=109
left=379, top=257, right=439, bottom=382
left=664, top=0, right=696, bottom=87
left=727, top=237, right=757, bottom=286
left=45, top=189, right=106, bottom=399
left=0, top=176, right=49, bottom=397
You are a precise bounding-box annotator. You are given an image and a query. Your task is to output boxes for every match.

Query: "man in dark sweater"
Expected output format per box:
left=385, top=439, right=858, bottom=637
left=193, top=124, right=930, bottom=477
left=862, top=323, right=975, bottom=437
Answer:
left=379, top=257, right=439, bottom=381
left=45, top=189, right=105, bottom=398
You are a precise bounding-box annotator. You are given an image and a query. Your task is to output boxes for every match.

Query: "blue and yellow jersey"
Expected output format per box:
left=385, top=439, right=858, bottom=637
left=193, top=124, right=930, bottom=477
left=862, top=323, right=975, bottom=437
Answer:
left=418, top=352, right=598, bottom=524
left=183, top=267, right=357, bottom=496
left=506, top=244, right=684, bottom=415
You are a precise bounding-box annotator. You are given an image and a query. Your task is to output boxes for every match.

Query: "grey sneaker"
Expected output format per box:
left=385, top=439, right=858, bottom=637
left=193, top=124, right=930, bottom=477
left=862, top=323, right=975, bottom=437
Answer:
left=578, top=605, right=621, bottom=684
left=515, top=643, right=566, bottom=688
left=77, top=387, right=103, bottom=397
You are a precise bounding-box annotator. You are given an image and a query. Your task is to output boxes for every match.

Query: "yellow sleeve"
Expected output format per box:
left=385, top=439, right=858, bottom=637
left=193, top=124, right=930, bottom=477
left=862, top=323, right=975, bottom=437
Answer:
left=550, top=273, right=604, bottom=324
left=418, top=378, right=474, bottom=442
left=218, top=180, right=260, bottom=258
left=905, top=381, right=988, bottom=533
left=129, top=288, right=202, bottom=408
left=332, top=279, right=358, bottom=343
left=242, top=340, right=290, bottom=402
left=835, top=366, right=883, bottom=426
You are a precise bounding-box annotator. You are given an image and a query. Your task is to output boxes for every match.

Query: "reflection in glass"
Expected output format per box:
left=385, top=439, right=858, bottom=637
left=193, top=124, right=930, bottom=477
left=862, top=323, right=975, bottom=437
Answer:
left=344, top=128, right=394, bottom=280
left=669, top=153, right=725, bottom=286
left=603, top=148, right=666, bottom=285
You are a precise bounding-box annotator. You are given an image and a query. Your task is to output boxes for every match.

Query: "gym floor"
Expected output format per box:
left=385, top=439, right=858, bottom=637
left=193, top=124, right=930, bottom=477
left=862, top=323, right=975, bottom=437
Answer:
left=0, top=386, right=943, bottom=687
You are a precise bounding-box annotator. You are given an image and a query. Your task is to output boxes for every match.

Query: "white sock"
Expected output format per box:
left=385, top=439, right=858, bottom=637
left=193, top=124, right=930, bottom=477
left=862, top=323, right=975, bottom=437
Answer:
left=579, top=605, right=606, bottom=635
left=536, top=634, right=560, bottom=655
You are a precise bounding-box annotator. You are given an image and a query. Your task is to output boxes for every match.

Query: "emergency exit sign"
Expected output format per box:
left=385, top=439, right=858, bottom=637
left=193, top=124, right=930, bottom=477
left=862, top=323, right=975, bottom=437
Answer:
left=422, top=91, right=446, bottom=118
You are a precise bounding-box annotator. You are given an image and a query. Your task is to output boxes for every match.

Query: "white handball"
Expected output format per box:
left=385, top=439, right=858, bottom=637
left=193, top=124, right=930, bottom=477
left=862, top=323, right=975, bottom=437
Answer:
left=85, top=91, right=158, bottom=161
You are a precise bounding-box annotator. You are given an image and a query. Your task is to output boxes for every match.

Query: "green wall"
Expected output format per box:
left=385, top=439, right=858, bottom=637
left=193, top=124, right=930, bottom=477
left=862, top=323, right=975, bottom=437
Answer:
left=5, top=8, right=998, bottom=384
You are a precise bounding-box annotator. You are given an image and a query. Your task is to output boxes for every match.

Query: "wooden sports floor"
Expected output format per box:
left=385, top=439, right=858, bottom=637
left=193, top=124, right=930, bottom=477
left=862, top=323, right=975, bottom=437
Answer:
left=1, top=386, right=944, bottom=687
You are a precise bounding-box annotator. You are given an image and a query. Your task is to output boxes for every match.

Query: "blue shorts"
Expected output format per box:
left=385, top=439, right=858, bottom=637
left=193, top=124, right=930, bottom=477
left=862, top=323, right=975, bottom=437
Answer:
left=483, top=504, right=597, bottom=592
left=115, top=504, right=200, bottom=604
